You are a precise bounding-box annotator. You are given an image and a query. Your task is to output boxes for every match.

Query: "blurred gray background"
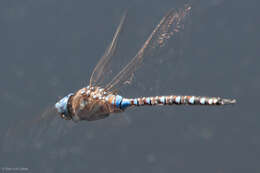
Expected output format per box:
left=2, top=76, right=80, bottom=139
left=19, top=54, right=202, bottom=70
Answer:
left=0, top=0, right=259, bottom=172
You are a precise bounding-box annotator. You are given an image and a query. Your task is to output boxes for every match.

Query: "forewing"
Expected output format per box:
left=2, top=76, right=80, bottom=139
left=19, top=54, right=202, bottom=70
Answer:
left=3, top=106, right=75, bottom=151
left=105, top=5, right=191, bottom=92
left=89, top=12, right=127, bottom=87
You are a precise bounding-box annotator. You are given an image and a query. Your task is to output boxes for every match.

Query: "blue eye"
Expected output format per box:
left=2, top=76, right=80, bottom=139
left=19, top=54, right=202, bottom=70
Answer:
left=55, top=93, right=74, bottom=115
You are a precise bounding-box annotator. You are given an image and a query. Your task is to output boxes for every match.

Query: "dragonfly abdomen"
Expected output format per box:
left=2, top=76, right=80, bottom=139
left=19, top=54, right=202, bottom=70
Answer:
left=110, top=95, right=236, bottom=110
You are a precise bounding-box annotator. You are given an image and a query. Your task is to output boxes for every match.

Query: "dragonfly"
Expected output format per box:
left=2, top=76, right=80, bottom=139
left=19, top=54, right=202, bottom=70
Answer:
left=55, top=5, right=236, bottom=123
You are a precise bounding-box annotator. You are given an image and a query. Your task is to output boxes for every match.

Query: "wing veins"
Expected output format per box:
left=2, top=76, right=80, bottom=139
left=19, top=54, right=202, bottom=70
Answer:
left=89, top=12, right=127, bottom=87
left=105, top=6, right=191, bottom=91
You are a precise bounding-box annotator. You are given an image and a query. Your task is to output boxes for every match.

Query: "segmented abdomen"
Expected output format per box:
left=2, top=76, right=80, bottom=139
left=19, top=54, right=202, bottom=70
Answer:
left=107, top=95, right=236, bottom=110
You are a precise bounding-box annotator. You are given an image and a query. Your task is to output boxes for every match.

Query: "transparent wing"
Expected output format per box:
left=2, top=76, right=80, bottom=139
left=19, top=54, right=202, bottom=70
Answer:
left=89, top=12, right=127, bottom=87
left=105, top=5, right=191, bottom=91
left=3, top=106, right=75, bottom=151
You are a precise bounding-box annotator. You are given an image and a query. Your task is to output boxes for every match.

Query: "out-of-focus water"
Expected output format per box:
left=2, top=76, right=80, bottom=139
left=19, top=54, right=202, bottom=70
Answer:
left=1, top=0, right=259, bottom=172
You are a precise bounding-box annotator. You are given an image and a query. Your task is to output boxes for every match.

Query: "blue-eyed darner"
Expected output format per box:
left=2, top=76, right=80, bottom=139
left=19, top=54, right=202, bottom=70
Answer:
left=55, top=5, right=236, bottom=123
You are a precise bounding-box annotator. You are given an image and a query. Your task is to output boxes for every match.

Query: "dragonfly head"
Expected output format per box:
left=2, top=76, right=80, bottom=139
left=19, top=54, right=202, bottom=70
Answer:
left=55, top=93, right=74, bottom=120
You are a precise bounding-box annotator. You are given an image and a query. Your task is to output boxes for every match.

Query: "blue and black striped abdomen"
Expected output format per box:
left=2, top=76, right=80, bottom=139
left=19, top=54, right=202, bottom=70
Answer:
left=110, top=95, right=236, bottom=110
